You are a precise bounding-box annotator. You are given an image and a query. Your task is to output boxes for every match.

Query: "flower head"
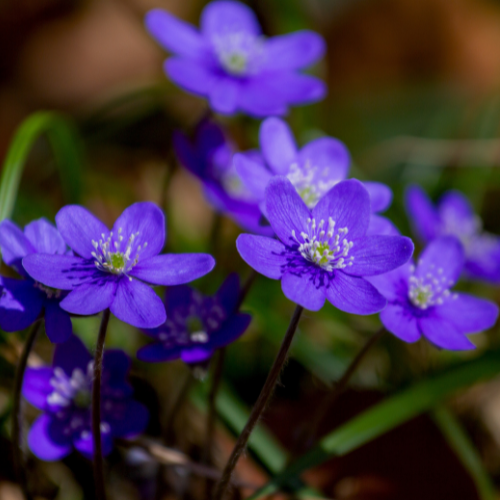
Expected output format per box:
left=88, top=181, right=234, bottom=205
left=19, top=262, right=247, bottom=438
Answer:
left=406, top=185, right=500, bottom=282
left=0, top=218, right=73, bottom=343
left=368, top=237, right=499, bottom=350
left=137, top=274, right=251, bottom=365
left=23, top=335, right=149, bottom=460
left=236, top=177, right=414, bottom=314
left=22, top=202, right=215, bottom=329
left=145, top=1, right=326, bottom=117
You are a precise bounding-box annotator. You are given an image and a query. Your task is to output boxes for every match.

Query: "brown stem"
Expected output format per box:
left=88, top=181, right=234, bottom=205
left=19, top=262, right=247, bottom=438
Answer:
left=212, top=305, right=304, bottom=500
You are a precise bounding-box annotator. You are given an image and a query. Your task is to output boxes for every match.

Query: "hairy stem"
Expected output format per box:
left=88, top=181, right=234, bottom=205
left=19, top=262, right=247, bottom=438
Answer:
left=212, top=305, right=304, bottom=500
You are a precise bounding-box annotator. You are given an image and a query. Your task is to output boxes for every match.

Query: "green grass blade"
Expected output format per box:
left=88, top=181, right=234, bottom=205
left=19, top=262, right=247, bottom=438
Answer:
left=432, top=406, right=496, bottom=500
left=248, top=349, right=500, bottom=499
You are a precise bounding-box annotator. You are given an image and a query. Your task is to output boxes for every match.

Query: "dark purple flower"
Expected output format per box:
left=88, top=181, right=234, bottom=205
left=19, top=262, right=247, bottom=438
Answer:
left=145, top=1, right=326, bottom=117
left=137, top=274, right=251, bottom=364
left=368, top=237, right=498, bottom=350
left=23, top=335, right=148, bottom=460
left=22, top=202, right=215, bottom=329
left=0, top=219, right=73, bottom=343
left=174, top=120, right=272, bottom=235
left=236, top=177, right=414, bottom=314
left=406, top=185, right=500, bottom=282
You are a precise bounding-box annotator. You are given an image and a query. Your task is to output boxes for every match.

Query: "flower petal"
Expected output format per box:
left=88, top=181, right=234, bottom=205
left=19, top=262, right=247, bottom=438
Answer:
left=259, top=118, right=298, bottom=175
left=73, top=428, right=113, bottom=459
left=215, top=273, right=240, bottom=314
left=44, top=300, right=72, bottom=344
left=438, top=190, right=475, bottom=221
left=24, top=218, right=67, bottom=256
left=145, top=9, right=207, bottom=59
left=53, top=334, right=92, bottom=375
left=380, top=304, right=421, bottom=342
left=325, top=272, right=387, bottom=315
left=181, top=346, right=214, bottom=364
left=106, top=400, right=149, bottom=438
left=103, top=350, right=132, bottom=395
left=263, top=31, right=325, bottom=70
left=209, top=76, right=240, bottom=115
left=237, top=79, right=288, bottom=117
left=136, top=343, right=183, bottom=362
left=366, top=214, right=400, bottom=236
left=210, top=313, right=252, bottom=349
left=28, top=415, right=72, bottom=461
left=365, top=262, right=411, bottom=302
left=56, top=205, right=110, bottom=259
left=345, top=235, right=414, bottom=277
left=130, top=253, right=215, bottom=286
left=0, top=220, right=34, bottom=269
left=465, top=235, right=500, bottom=282
left=362, top=182, right=393, bottom=213
left=312, top=179, right=370, bottom=239
left=110, top=278, right=165, bottom=328
left=165, top=58, right=216, bottom=96
left=234, top=153, right=272, bottom=199
left=23, top=367, right=53, bottom=410
left=236, top=234, right=287, bottom=279
left=259, top=73, right=326, bottom=105
left=418, top=315, right=476, bottom=351
left=60, top=279, right=117, bottom=316
left=405, top=185, right=440, bottom=242
left=281, top=272, right=326, bottom=311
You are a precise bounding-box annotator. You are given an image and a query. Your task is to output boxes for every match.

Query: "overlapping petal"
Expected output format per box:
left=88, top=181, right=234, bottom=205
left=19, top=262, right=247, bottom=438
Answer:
left=60, top=279, right=117, bottom=316
left=281, top=272, right=325, bottom=311
left=44, top=300, right=72, bottom=343
left=298, top=137, right=350, bottom=181
left=24, top=218, right=67, bottom=256
left=23, top=367, right=53, bottom=410
left=363, top=182, right=393, bottom=213
left=28, top=415, right=72, bottom=461
left=419, top=316, right=476, bottom=351
left=259, top=118, right=298, bottom=175
left=234, top=153, right=272, bottom=199
left=236, top=234, right=287, bottom=279
left=405, top=185, right=440, bottom=242
left=165, top=58, right=216, bottom=96
left=380, top=305, right=421, bottom=342
left=0, top=220, right=34, bottom=268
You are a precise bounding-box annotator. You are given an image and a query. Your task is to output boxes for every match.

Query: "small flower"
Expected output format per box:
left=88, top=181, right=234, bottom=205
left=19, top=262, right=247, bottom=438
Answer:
left=22, top=202, right=215, bottom=329
left=145, top=1, right=326, bottom=117
left=23, top=335, right=149, bottom=460
left=137, top=274, right=251, bottom=365
left=368, top=237, right=499, bottom=350
left=174, top=120, right=271, bottom=235
left=0, top=218, right=73, bottom=343
left=406, top=185, right=500, bottom=282
left=236, top=177, right=414, bottom=314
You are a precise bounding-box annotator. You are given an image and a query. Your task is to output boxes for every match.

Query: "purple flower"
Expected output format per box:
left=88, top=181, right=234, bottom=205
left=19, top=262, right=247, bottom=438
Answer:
left=23, top=335, right=148, bottom=461
left=22, top=202, right=215, bottom=329
left=174, top=120, right=271, bottom=235
left=368, top=237, right=499, bottom=350
left=236, top=177, right=414, bottom=314
left=0, top=219, right=73, bottom=343
left=406, top=185, right=500, bottom=282
left=137, top=274, right=251, bottom=364
left=145, top=1, right=326, bottom=117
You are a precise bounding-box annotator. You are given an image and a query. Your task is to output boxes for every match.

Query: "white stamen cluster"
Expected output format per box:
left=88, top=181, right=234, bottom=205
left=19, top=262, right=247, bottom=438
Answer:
left=292, top=217, right=354, bottom=271
left=212, top=32, right=264, bottom=76
left=47, top=362, right=93, bottom=408
left=408, top=262, right=458, bottom=309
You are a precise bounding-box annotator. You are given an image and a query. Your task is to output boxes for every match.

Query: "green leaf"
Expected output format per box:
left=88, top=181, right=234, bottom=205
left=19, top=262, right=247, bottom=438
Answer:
left=248, top=349, right=500, bottom=499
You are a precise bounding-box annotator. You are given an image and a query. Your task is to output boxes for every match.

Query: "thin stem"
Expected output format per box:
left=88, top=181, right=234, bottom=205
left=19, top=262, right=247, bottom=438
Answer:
left=13, top=320, right=42, bottom=500
left=92, top=308, right=111, bottom=500
left=212, top=305, right=304, bottom=500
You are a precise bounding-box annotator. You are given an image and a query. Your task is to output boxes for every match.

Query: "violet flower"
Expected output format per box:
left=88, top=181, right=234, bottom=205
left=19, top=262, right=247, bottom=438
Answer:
left=22, top=202, right=215, bottom=329
left=137, top=274, right=251, bottom=364
left=368, top=236, right=499, bottom=350
left=23, top=335, right=148, bottom=460
left=406, top=185, right=500, bottom=282
left=174, top=120, right=271, bottom=235
left=145, top=1, right=326, bottom=117
left=236, top=177, right=414, bottom=314
left=0, top=218, right=72, bottom=343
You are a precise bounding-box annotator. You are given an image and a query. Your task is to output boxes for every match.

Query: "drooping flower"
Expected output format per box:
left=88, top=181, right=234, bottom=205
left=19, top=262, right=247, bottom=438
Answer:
left=23, top=335, right=148, bottom=460
left=145, top=1, right=326, bottom=117
left=406, top=185, right=500, bottom=282
left=174, top=119, right=271, bottom=235
left=137, top=274, right=251, bottom=365
left=233, top=117, right=395, bottom=234
left=0, top=219, right=73, bottom=343
left=367, top=237, right=498, bottom=350
left=236, top=177, right=414, bottom=314
left=22, top=202, right=215, bottom=329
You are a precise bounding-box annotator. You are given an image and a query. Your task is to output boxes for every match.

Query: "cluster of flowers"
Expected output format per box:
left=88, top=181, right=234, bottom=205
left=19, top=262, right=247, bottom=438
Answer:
left=0, top=0, right=498, bottom=466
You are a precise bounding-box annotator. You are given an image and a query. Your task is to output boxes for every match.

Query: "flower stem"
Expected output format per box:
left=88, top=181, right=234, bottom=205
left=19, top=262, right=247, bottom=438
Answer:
left=212, top=305, right=304, bottom=500
left=92, top=308, right=111, bottom=500
left=13, top=320, right=41, bottom=500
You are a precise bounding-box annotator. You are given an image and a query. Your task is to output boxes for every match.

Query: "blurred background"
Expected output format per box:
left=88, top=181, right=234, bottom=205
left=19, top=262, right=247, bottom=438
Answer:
left=2, top=0, right=500, bottom=499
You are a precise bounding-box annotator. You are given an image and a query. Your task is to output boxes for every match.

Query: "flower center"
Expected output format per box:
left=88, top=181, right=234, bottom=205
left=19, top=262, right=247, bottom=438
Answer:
left=213, top=32, right=264, bottom=76
left=408, top=263, right=457, bottom=309
left=34, top=282, right=61, bottom=299
left=186, top=316, right=209, bottom=343
left=292, top=217, right=354, bottom=271
left=47, top=363, right=93, bottom=408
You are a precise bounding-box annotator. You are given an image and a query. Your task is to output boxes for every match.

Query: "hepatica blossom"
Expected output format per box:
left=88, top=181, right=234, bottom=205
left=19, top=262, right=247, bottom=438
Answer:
left=22, top=202, right=215, bottom=329
left=145, top=1, right=326, bottom=116
left=368, top=237, right=498, bottom=350
left=138, top=274, right=251, bottom=364
left=406, top=185, right=500, bottom=282
left=23, top=335, right=148, bottom=460
left=0, top=218, right=72, bottom=343
left=236, top=177, right=414, bottom=314
left=174, top=119, right=271, bottom=235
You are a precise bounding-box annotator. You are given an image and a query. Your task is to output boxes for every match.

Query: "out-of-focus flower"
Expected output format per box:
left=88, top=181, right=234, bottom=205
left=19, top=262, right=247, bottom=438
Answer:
left=23, top=335, right=148, bottom=460
left=137, top=274, right=251, bottom=364
left=145, top=1, right=326, bottom=117
left=22, top=202, right=215, bottom=329
left=174, top=119, right=271, bottom=235
left=406, top=185, right=500, bottom=282
left=368, top=237, right=498, bottom=350
left=0, top=219, right=72, bottom=343
left=236, top=177, right=413, bottom=314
